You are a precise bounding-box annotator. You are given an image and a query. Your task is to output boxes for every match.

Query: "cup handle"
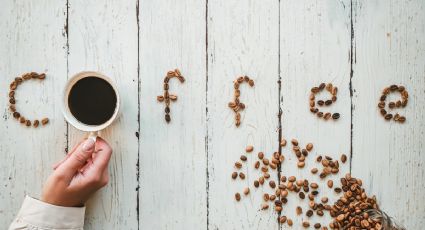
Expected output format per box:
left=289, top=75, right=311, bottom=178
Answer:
left=88, top=131, right=99, bottom=142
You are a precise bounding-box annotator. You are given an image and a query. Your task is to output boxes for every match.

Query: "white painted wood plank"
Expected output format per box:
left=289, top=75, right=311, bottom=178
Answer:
left=67, top=0, right=139, bottom=229
left=0, top=0, right=68, bottom=226
left=351, top=1, right=425, bottom=228
left=280, top=1, right=351, bottom=228
left=207, top=0, right=280, bottom=229
left=138, top=0, right=207, bottom=229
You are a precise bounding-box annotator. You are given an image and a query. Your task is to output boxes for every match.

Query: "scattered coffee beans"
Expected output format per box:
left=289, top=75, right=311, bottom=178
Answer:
left=378, top=84, right=408, bottom=123
left=8, top=72, right=49, bottom=128
left=230, top=140, right=389, bottom=229
left=228, top=75, right=254, bottom=127
left=157, top=69, right=185, bottom=123
left=309, top=83, right=340, bottom=121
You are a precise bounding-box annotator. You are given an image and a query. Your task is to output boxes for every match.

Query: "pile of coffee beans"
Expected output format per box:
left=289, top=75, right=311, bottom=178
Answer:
left=309, top=83, right=340, bottom=121
left=228, top=76, right=254, bottom=127
left=230, top=140, right=386, bottom=229
left=157, top=69, right=185, bottom=123
left=9, top=72, right=49, bottom=127
left=378, top=85, right=407, bottom=123
left=328, top=174, right=382, bottom=229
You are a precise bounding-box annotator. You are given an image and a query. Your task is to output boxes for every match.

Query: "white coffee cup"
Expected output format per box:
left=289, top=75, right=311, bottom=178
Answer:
left=62, top=71, right=120, bottom=138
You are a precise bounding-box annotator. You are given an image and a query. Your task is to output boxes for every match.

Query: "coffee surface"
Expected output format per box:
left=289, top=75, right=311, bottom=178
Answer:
left=68, top=77, right=117, bottom=125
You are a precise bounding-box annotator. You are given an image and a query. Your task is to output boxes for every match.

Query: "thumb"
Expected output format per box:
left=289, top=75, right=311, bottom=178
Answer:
left=56, top=138, right=96, bottom=181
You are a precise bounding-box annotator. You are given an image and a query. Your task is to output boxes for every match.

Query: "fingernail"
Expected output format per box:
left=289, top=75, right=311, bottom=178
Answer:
left=82, top=138, right=95, bottom=152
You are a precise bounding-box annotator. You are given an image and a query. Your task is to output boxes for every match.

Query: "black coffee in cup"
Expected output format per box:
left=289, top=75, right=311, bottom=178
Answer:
left=68, top=77, right=117, bottom=126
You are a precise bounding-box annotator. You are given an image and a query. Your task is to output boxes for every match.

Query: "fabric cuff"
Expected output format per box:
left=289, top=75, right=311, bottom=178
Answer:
left=16, top=195, right=85, bottom=229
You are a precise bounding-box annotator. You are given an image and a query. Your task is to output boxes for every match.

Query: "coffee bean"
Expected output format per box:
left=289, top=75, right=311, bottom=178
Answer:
left=269, top=181, right=276, bottom=189
left=13, top=112, right=20, bottom=119
left=157, top=95, right=164, bottom=101
left=279, top=216, right=287, bottom=224
left=334, top=187, right=342, bottom=193
left=235, top=193, right=241, bottom=201
left=25, top=120, right=31, bottom=127
left=332, top=113, right=340, bottom=120
left=302, top=221, right=310, bottom=228
left=231, top=172, right=237, bottom=179
left=10, top=81, right=17, bottom=90
left=310, top=183, right=318, bottom=189
left=248, top=79, right=254, bottom=87
left=306, top=143, right=313, bottom=151
left=390, top=84, right=398, bottom=91
left=9, top=105, right=16, bottom=112
left=321, top=197, right=328, bottom=203
left=297, top=161, right=305, bottom=168
left=314, top=223, right=321, bottom=229
left=384, top=113, right=393, bottom=120
left=239, top=172, right=245, bottom=180
left=306, top=209, right=313, bottom=217
left=291, top=139, right=298, bottom=146
left=235, top=162, right=242, bottom=169
left=380, top=95, right=386, bottom=101
left=287, top=219, right=293, bottom=226
left=264, top=172, right=270, bottom=179
left=263, top=193, right=270, bottom=202
left=389, top=101, right=395, bottom=108
left=299, top=192, right=305, bottom=199
left=280, top=139, right=287, bottom=146
left=169, top=95, right=177, bottom=101
left=165, top=114, right=171, bottom=122
left=261, top=203, right=269, bottom=210
left=246, top=145, right=254, bottom=152
left=165, top=107, right=170, bottom=113
left=243, top=187, right=250, bottom=195
left=9, top=98, right=16, bottom=104
left=19, top=117, right=26, bottom=123
left=317, top=112, right=323, bottom=118
left=327, top=180, right=334, bottom=188
left=319, top=83, right=326, bottom=90
left=324, top=112, right=331, bottom=120
left=311, top=168, right=318, bottom=174
left=380, top=109, right=387, bottom=116
left=38, top=73, right=46, bottom=79
left=33, top=120, right=39, bottom=128
left=325, top=100, right=332, bottom=105
left=296, top=206, right=302, bottom=215
left=9, top=91, right=15, bottom=98
left=240, top=155, right=247, bottom=161
left=254, top=161, right=260, bottom=169
left=341, top=154, right=347, bottom=163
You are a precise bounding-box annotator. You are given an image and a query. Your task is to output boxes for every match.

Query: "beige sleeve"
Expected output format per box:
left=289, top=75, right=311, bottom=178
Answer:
left=9, top=195, right=85, bottom=230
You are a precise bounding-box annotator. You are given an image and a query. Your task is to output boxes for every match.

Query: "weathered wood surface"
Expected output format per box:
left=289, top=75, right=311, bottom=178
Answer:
left=351, top=1, right=425, bottom=229
left=207, top=0, right=280, bottom=229
left=280, top=1, right=352, bottom=228
left=138, top=0, right=207, bottom=229
left=0, top=0, right=68, bottom=225
left=0, top=0, right=424, bottom=229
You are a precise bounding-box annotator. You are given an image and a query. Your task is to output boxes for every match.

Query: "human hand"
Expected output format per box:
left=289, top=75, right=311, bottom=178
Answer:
left=41, top=137, right=112, bottom=207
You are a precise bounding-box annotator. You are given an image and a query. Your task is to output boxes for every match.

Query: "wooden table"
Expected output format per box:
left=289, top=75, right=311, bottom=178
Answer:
left=1, top=0, right=424, bottom=229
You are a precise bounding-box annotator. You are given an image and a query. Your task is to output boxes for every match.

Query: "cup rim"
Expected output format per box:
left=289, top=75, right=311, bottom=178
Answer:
left=62, top=71, right=120, bottom=132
